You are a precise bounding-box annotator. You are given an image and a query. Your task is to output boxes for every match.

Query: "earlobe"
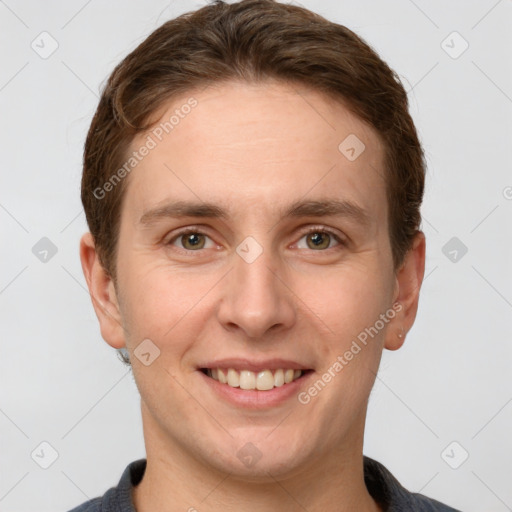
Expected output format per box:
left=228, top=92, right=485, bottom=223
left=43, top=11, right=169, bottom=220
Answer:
left=79, top=232, right=126, bottom=349
left=384, top=231, right=426, bottom=351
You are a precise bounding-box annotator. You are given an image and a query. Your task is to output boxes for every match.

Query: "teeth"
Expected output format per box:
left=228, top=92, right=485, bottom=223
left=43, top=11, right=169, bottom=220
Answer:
left=206, top=367, right=304, bottom=390
left=227, top=368, right=240, bottom=387
left=239, top=370, right=256, bottom=390
left=274, top=369, right=284, bottom=387
left=218, top=368, right=227, bottom=384
left=255, top=370, right=274, bottom=390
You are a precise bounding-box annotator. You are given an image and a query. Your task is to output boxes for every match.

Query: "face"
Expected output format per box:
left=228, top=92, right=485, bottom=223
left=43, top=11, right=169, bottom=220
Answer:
left=86, top=80, right=414, bottom=481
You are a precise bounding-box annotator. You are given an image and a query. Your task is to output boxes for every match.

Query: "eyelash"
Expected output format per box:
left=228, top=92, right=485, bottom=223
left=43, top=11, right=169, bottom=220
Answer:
left=166, top=225, right=346, bottom=252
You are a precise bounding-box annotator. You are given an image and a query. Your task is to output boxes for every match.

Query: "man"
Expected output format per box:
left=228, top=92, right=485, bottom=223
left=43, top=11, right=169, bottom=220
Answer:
left=71, top=0, right=461, bottom=510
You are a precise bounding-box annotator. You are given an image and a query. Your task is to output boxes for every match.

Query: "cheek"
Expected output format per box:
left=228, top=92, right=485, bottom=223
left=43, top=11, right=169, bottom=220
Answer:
left=118, top=259, right=218, bottom=351
left=305, top=263, right=391, bottom=330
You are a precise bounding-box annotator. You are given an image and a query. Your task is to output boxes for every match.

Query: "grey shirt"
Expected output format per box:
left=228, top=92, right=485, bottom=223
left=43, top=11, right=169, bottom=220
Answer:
left=68, top=456, right=461, bottom=511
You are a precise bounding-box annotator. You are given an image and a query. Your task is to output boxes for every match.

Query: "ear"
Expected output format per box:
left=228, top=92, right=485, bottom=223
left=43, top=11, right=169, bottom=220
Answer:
left=385, top=231, right=426, bottom=351
left=79, top=232, right=126, bottom=349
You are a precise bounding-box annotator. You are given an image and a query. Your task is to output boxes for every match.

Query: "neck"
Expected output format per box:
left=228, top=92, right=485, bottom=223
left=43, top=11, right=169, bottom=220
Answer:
left=132, top=401, right=382, bottom=512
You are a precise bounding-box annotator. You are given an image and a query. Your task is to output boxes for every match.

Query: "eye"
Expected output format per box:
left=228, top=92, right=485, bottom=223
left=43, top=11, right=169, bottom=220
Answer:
left=166, top=226, right=345, bottom=253
left=296, top=227, right=344, bottom=251
left=167, top=228, right=216, bottom=251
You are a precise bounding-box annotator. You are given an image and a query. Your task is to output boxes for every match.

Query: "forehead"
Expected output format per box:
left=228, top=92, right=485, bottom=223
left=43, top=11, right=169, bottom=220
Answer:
left=123, top=80, right=387, bottom=228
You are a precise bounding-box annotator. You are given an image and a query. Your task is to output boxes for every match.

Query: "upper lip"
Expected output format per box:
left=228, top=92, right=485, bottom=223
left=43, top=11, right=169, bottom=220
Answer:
left=198, top=358, right=312, bottom=372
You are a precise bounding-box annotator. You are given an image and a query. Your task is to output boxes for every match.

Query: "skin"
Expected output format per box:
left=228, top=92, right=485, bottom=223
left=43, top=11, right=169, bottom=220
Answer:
left=80, top=79, right=425, bottom=512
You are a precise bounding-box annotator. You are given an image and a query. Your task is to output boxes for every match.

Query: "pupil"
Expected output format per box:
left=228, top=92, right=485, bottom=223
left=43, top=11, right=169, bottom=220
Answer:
left=311, top=233, right=322, bottom=245
left=184, top=233, right=203, bottom=248
left=188, top=234, right=199, bottom=245
left=309, top=232, right=329, bottom=249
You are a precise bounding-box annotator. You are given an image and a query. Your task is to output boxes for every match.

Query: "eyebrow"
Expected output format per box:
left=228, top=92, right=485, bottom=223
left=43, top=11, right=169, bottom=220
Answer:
left=139, top=198, right=371, bottom=228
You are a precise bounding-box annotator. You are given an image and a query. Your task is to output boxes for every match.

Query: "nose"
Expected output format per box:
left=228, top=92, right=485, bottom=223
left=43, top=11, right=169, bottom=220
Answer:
left=216, top=243, right=296, bottom=339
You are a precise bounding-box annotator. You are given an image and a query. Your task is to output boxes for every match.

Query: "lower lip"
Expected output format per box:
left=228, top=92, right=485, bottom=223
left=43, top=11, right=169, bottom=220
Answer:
left=199, top=370, right=314, bottom=409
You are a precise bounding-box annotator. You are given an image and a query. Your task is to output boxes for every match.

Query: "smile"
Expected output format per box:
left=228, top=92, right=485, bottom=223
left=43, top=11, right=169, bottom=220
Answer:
left=202, top=368, right=310, bottom=391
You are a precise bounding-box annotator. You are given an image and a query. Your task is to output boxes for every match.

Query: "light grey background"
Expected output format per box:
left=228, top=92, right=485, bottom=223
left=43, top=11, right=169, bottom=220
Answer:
left=1, top=1, right=511, bottom=511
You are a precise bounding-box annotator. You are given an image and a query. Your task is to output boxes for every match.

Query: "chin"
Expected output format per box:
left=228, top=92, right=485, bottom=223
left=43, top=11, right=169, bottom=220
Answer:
left=202, top=432, right=312, bottom=482
left=221, top=455, right=306, bottom=483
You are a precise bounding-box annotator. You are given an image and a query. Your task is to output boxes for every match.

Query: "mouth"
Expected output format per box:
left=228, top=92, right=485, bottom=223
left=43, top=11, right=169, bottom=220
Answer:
left=200, top=367, right=314, bottom=391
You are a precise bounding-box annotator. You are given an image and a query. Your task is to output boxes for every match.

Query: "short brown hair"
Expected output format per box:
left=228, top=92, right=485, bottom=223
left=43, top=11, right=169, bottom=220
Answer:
left=82, top=0, right=425, bottom=280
